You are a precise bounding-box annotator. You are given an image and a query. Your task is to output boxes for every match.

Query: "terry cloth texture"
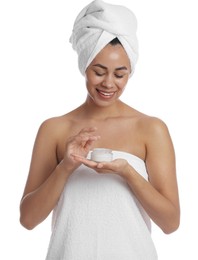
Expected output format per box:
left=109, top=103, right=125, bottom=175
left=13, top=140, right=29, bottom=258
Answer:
left=69, top=0, right=138, bottom=76
left=45, top=151, right=158, bottom=260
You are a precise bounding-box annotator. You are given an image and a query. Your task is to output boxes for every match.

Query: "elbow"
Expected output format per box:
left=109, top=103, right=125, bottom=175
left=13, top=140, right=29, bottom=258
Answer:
left=162, top=215, right=180, bottom=234
left=161, top=203, right=180, bottom=234
left=19, top=206, right=38, bottom=230
left=162, top=222, right=180, bottom=234
left=19, top=197, right=38, bottom=230
left=20, top=215, right=36, bottom=230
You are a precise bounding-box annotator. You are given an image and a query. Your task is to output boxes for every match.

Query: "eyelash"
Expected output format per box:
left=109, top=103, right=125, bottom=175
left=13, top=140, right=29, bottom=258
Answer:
left=94, top=71, right=124, bottom=79
left=115, top=74, right=124, bottom=79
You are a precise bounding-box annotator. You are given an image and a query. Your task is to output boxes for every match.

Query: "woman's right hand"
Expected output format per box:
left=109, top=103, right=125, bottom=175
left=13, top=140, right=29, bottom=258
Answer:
left=61, top=127, right=100, bottom=172
left=20, top=124, right=100, bottom=230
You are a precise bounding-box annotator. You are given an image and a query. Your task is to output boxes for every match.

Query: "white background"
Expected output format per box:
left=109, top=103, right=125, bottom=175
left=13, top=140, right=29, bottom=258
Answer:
left=0, top=0, right=197, bottom=259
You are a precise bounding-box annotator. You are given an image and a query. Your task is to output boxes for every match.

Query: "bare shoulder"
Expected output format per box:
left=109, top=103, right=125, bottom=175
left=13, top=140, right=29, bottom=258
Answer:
left=137, top=115, right=169, bottom=136
left=136, top=114, right=175, bottom=161
left=40, top=114, right=68, bottom=128
left=133, top=112, right=173, bottom=152
left=124, top=104, right=169, bottom=134
left=123, top=104, right=171, bottom=145
left=38, top=113, right=73, bottom=137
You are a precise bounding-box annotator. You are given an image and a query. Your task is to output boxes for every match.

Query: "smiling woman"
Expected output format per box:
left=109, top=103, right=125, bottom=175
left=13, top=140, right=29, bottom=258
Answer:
left=85, top=41, right=130, bottom=105
left=19, top=0, right=180, bottom=259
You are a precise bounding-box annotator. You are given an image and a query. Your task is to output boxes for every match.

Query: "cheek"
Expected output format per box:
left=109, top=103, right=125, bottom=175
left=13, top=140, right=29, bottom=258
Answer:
left=117, top=78, right=128, bottom=91
left=85, top=78, right=98, bottom=93
left=86, top=71, right=96, bottom=83
left=86, top=74, right=102, bottom=88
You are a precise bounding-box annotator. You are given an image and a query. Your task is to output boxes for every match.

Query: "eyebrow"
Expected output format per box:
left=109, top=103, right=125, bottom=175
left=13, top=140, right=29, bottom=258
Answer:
left=93, top=64, right=128, bottom=71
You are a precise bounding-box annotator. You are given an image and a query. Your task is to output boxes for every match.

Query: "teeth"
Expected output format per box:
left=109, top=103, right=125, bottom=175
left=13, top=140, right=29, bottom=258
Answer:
left=99, top=90, right=113, bottom=96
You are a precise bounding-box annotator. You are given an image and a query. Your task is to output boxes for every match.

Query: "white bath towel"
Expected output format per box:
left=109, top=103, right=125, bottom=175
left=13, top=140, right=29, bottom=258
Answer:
left=45, top=151, right=158, bottom=260
left=69, top=0, right=138, bottom=76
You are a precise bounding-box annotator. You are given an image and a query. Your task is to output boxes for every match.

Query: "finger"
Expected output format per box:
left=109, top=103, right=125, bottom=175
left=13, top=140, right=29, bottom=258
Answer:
left=67, top=127, right=99, bottom=146
left=96, top=162, right=112, bottom=169
left=75, top=135, right=100, bottom=150
left=72, top=154, right=98, bottom=167
left=84, top=136, right=101, bottom=151
left=96, top=163, right=104, bottom=169
left=71, top=154, right=86, bottom=161
left=79, top=135, right=100, bottom=142
left=79, top=127, right=98, bottom=135
left=96, top=162, right=117, bottom=173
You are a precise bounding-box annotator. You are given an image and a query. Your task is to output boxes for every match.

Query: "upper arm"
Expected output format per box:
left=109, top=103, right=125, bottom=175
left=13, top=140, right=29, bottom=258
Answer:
left=145, top=117, right=179, bottom=208
left=21, top=118, right=59, bottom=199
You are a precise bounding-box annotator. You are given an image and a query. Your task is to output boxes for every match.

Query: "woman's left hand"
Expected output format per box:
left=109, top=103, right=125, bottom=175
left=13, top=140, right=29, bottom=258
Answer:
left=72, top=154, right=130, bottom=177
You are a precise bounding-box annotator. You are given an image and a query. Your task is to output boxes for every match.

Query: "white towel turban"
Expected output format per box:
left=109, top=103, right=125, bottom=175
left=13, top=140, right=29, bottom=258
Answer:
left=69, top=0, right=138, bottom=76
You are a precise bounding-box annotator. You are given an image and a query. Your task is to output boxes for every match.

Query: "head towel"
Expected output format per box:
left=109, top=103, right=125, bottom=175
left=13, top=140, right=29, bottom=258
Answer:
left=69, top=0, right=138, bottom=76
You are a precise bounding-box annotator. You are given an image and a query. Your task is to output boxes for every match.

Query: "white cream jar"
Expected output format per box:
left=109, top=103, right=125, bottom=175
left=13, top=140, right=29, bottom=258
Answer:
left=90, top=148, right=113, bottom=162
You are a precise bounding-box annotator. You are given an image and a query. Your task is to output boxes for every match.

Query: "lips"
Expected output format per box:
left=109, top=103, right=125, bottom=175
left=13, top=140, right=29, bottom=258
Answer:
left=96, top=89, right=115, bottom=99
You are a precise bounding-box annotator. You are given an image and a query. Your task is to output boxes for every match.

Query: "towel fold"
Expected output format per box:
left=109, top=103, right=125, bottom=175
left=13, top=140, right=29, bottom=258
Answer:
left=69, top=0, right=138, bottom=76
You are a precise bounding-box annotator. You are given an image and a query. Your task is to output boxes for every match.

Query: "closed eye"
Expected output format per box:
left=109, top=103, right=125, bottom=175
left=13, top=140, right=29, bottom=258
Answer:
left=94, top=71, right=105, bottom=76
left=115, top=74, right=124, bottom=78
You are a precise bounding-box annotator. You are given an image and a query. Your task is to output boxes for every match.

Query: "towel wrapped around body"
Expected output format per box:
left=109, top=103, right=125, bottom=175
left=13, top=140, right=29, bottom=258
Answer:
left=69, top=0, right=138, bottom=76
left=45, top=151, right=158, bottom=259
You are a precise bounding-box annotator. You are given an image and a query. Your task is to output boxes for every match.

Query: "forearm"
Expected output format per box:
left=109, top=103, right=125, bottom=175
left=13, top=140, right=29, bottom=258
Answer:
left=124, top=165, right=180, bottom=234
left=20, top=162, right=71, bottom=230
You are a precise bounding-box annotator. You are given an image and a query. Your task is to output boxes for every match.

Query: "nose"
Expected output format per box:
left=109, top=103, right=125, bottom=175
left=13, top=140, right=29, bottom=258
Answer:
left=101, top=74, right=114, bottom=89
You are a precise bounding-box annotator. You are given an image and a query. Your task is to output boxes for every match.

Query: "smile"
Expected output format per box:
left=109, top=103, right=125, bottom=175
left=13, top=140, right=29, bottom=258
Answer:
left=96, top=89, right=115, bottom=98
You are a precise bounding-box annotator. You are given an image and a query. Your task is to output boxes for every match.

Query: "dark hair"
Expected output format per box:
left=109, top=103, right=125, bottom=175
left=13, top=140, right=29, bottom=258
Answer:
left=109, top=37, right=122, bottom=46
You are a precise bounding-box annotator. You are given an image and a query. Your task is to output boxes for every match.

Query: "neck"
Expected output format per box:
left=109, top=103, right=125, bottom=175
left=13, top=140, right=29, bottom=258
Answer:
left=82, top=97, right=125, bottom=120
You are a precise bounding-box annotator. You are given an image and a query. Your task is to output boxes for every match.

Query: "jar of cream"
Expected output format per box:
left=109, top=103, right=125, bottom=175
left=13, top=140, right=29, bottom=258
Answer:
left=90, top=148, right=113, bottom=162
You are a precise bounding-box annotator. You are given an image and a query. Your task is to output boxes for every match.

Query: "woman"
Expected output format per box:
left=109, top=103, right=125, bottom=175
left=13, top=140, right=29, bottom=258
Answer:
left=20, top=0, right=180, bottom=259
